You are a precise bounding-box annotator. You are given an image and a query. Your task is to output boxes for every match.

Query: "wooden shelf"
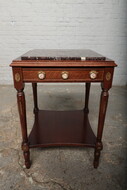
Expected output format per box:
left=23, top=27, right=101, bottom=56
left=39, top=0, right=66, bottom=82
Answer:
left=28, top=110, right=96, bottom=148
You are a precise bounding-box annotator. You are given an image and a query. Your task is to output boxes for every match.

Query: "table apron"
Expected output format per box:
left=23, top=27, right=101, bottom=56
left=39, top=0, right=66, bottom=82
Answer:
left=22, top=68, right=104, bottom=82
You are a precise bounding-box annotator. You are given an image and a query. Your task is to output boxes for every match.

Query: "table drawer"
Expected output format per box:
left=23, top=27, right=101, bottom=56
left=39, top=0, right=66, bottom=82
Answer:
left=22, top=68, right=104, bottom=82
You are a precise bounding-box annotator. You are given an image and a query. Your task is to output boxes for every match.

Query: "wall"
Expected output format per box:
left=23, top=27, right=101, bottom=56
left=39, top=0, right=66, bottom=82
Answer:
left=0, top=0, right=127, bottom=85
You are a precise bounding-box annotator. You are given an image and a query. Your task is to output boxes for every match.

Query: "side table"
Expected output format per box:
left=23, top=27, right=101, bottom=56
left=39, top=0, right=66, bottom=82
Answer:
left=10, top=49, right=117, bottom=169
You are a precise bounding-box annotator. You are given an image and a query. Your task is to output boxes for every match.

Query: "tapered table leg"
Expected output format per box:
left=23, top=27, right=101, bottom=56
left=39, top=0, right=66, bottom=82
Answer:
left=84, top=83, right=91, bottom=113
left=93, top=87, right=109, bottom=168
left=32, top=83, right=39, bottom=113
left=17, top=89, right=31, bottom=169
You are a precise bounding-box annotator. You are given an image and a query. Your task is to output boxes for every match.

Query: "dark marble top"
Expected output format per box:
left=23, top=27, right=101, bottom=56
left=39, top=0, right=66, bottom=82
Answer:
left=21, top=49, right=106, bottom=61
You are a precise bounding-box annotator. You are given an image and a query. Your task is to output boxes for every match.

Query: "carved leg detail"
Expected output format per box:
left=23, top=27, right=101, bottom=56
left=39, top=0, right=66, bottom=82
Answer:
left=84, top=83, right=91, bottom=113
left=94, top=87, right=109, bottom=168
left=32, top=83, right=39, bottom=113
left=17, top=90, right=31, bottom=169
left=94, top=141, right=103, bottom=168
left=22, top=143, right=31, bottom=169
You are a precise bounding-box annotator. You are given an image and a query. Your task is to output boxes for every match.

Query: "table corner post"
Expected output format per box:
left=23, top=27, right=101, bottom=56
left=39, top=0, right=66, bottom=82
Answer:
left=94, top=67, right=114, bottom=168
left=13, top=67, right=31, bottom=169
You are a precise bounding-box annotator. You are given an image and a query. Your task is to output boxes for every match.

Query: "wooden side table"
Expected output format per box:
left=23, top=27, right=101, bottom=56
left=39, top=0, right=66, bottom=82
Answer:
left=10, top=49, right=117, bottom=169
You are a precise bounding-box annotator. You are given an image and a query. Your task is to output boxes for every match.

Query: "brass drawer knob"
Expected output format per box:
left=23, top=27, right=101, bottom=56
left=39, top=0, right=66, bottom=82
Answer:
left=61, top=71, right=69, bottom=80
left=38, top=71, right=45, bottom=80
left=89, top=70, right=98, bottom=79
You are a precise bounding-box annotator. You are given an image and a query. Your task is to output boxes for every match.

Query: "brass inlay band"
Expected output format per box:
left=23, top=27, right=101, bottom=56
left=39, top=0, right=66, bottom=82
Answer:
left=15, top=73, right=20, bottom=82
left=106, top=72, right=111, bottom=81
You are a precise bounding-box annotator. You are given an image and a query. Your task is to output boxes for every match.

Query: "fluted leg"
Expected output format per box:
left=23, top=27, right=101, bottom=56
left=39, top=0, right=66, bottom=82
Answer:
left=94, top=88, right=109, bottom=168
left=17, top=89, right=31, bottom=169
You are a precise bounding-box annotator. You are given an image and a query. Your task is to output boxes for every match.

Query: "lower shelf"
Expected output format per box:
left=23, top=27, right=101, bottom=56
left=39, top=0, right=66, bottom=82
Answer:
left=28, top=110, right=96, bottom=148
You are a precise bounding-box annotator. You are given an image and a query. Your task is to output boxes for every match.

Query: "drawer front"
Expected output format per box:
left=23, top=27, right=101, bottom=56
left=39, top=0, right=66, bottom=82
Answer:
left=22, top=68, right=104, bottom=82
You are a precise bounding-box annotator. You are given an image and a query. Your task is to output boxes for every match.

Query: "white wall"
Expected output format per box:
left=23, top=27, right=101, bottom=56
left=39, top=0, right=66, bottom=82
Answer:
left=0, top=0, right=127, bottom=85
